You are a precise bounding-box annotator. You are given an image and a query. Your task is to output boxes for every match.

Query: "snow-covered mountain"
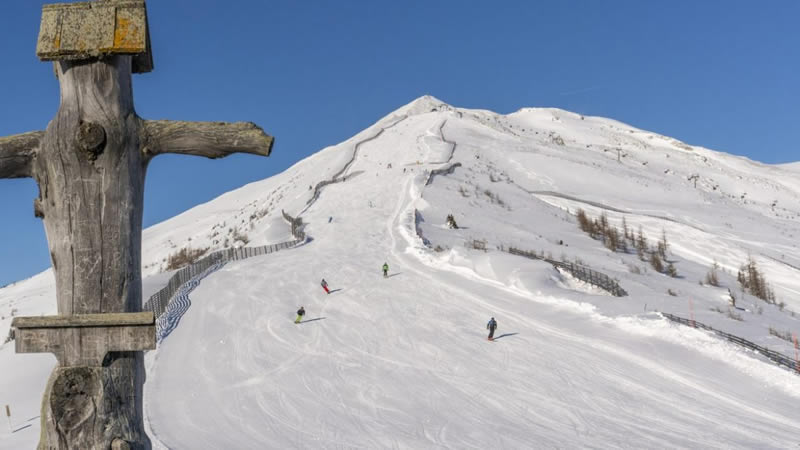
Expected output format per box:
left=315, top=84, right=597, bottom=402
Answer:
left=2, top=95, right=800, bottom=448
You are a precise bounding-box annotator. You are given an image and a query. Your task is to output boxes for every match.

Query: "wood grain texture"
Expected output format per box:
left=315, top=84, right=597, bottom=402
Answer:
left=13, top=312, right=154, bottom=329
left=0, top=131, right=43, bottom=178
left=6, top=4, right=272, bottom=445
left=36, top=57, right=141, bottom=317
left=31, top=55, right=151, bottom=449
left=141, top=120, right=274, bottom=159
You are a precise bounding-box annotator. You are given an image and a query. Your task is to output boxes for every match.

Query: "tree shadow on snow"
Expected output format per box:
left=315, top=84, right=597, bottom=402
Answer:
left=13, top=424, right=32, bottom=433
left=492, top=333, right=519, bottom=341
left=300, top=317, right=326, bottom=324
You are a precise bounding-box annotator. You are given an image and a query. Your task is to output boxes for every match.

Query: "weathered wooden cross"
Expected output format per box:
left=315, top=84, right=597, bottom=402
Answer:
left=1, top=1, right=273, bottom=448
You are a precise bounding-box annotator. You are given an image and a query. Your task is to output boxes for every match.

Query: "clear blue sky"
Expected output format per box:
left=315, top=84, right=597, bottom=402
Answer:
left=1, top=0, right=798, bottom=286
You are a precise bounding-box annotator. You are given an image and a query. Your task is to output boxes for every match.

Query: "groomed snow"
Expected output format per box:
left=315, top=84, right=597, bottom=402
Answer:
left=2, top=96, right=799, bottom=448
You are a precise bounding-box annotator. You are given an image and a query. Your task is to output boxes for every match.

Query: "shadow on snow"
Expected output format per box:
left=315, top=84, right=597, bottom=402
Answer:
left=491, top=333, right=519, bottom=341
left=299, top=317, right=327, bottom=324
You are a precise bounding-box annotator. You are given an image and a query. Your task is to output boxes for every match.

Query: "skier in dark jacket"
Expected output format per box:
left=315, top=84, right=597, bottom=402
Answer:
left=486, top=317, right=497, bottom=341
left=295, top=306, right=306, bottom=324
left=320, top=278, right=330, bottom=294
left=382, top=262, right=389, bottom=278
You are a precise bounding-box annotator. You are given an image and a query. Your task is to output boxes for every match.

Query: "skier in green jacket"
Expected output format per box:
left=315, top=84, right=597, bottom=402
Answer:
left=382, top=262, right=389, bottom=278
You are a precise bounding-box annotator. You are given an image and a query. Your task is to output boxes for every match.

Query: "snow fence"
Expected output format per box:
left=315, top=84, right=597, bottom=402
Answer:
left=662, top=312, right=800, bottom=375
left=508, top=247, right=628, bottom=297
left=143, top=211, right=306, bottom=338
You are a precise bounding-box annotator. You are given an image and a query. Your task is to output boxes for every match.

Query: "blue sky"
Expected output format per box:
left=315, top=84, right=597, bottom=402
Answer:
left=0, top=0, right=798, bottom=286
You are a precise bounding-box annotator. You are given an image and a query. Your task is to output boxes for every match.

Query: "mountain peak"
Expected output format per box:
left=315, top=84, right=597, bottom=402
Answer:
left=395, top=95, right=454, bottom=116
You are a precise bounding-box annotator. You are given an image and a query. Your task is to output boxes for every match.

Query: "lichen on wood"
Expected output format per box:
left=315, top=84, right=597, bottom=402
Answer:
left=37, top=1, right=153, bottom=73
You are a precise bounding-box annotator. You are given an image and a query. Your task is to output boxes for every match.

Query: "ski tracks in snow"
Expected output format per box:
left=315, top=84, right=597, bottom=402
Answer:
left=381, top=130, right=800, bottom=446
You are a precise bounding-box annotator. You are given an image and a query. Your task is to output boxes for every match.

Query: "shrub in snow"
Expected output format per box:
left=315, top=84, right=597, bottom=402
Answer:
left=233, top=229, right=250, bottom=246
left=666, top=262, right=678, bottom=278
left=627, top=264, right=643, bottom=275
left=166, top=247, right=209, bottom=271
left=712, top=306, right=743, bottom=321
left=705, top=262, right=721, bottom=287
left=768, top=326, right=793, bottom=342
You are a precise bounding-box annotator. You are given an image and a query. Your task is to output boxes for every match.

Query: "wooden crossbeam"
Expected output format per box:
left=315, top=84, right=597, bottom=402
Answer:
left=12, top=312, right=155, bottom=367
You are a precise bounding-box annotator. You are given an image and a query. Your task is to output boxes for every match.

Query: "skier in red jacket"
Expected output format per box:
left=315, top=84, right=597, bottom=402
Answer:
left=320, top=278, right=330, bottom=294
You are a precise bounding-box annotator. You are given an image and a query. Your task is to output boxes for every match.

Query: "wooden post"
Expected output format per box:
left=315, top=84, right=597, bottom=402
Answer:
left=2, top=2, right=273, bottom=448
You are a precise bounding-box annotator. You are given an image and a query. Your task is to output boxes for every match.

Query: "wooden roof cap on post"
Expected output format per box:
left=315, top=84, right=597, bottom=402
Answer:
left=36, top=0, right=153, bottom=73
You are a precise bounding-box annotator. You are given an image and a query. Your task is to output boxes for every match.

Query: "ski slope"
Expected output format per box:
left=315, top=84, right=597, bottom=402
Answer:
left=3, top=96, right=800, bottom=448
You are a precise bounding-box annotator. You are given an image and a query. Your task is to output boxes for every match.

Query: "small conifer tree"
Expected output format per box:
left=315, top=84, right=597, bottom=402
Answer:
left=737, top=257, right=776, bottom=303
left=650, top=251, right=664, bottom=273
left=622, top=217, right=629, bottom=241
left=636, top=226, right=648, bottom=261
left=576, top=209, right=591, bottom=233
left=657, top=229, right=669, bottom=258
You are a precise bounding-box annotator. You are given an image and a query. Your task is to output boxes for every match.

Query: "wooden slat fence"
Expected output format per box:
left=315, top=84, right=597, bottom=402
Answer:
left=508, top=247, right=628, bottom=297
left=662, top=312, right=800, bottom=375
left=143, top=211, right=306, bottom=325
left=307, top=115, right=408, bottom=207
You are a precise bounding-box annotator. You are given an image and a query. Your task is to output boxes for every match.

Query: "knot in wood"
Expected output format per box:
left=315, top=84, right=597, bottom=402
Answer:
left=76, top=122, right=106, bottom=160
left=33, top=198, right=45, bottom=219
left=50, top=367, right=101, bottom=433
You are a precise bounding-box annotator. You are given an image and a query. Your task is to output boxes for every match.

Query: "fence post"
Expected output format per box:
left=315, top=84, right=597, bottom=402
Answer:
left=794, top=333, right=799, bottom=374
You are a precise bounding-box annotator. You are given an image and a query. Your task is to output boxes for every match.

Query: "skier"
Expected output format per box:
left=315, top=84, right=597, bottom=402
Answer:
left=295, top=306, right=306, bottom=324
left=320, top=278, right=330, bottom=294
left=382, top=262, right=389, bottom=278
left=486, top=317, right=497, bottom=341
